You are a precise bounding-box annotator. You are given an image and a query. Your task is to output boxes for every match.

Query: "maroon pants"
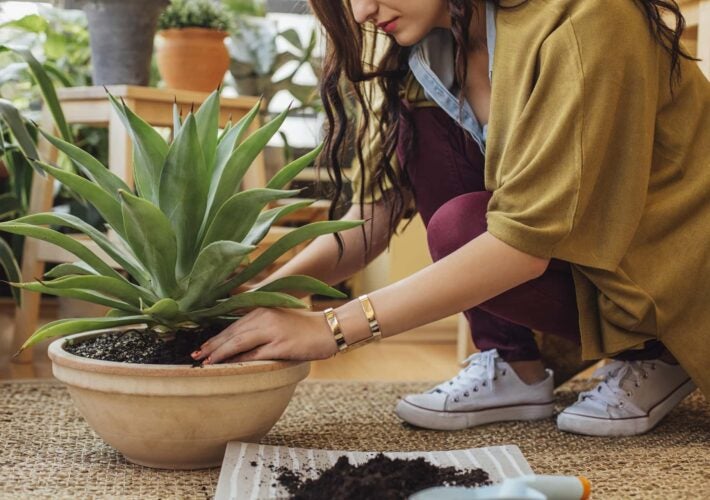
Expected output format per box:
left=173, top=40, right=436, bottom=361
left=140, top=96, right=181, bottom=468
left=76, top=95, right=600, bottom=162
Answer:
left=396, top=106, right=664, bottom=362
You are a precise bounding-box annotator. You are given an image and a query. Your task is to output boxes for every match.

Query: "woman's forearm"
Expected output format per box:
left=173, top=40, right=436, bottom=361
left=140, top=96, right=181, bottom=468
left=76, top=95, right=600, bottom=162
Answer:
left=333, top=231, right=551, bottom=344
left=258, top=201, right=393, bottom=296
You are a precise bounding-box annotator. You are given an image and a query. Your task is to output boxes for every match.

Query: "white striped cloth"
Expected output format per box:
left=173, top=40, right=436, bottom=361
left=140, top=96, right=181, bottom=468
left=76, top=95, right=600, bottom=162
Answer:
left=215, top=442, right=533, bottom=500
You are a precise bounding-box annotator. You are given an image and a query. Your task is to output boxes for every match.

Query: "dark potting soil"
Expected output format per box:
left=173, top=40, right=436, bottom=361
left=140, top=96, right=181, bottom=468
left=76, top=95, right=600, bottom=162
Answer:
left=267, top=453, right=491, bottom=500
left=63, top=327, right=221, bottom=365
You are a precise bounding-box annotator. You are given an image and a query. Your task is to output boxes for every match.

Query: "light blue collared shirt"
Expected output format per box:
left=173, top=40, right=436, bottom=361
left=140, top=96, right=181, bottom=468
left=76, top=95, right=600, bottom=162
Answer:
left=408, top=2, right=496, bottom=155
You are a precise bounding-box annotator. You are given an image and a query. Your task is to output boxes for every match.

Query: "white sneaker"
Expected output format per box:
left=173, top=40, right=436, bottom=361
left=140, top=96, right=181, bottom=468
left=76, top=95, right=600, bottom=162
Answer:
left=557, top=359, right=696, bottom=436
left=395, top=349, right=555, bottom=431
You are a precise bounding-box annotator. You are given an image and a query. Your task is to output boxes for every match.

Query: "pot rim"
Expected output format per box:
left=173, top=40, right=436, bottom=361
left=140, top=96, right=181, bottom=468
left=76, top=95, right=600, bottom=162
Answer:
left=158, top=28, right=229, bottom=39
left=48, top=329, right=305, bottom=378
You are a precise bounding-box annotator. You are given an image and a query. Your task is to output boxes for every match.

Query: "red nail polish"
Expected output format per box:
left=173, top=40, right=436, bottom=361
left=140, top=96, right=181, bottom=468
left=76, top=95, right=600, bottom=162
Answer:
left=192, top=350, right=201, bottom=358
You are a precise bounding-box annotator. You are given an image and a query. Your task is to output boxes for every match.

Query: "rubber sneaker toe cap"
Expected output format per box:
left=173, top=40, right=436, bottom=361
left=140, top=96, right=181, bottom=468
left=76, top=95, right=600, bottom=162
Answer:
left=398, top=391, right=449, bottom=412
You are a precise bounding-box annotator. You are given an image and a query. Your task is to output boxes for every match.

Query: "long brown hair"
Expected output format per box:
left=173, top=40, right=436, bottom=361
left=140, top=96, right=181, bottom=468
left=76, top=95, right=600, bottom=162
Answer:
left=309, top=0, right=696, bottom=258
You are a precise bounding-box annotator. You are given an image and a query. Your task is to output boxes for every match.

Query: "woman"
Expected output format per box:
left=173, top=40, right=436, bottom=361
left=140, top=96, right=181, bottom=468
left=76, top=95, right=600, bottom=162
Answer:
left=193, top=0, right=710, bottom=436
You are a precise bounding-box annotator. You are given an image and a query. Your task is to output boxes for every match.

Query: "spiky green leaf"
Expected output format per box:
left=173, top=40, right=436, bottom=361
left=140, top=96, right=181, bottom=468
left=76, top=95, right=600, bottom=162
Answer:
left=158, top=114, right=209, bottom=278
left=208, top=107, right=288, bottom=219
left=201, top=188, right=300, bottom=249
left=179, top=240, right=256, bottom=310
left=214, top=220, right=364, bottom=298
left=0, top=222, right=124, bottom=281
left=255, top=275, right=347, bottom=299
left=44, top=261, right=96, bottom=279
left=107, top=93, right=168, bottom=203
left=119, top=190, right=179, bottom=297
left=12, top=281, right=140, bottom=313
left=32, top=160, right=126, bottom=239
left=243, top=199, right=315, bottom=246
left=142, top=297, right=181, bottom=321
left=35, top=127, right=131, bottom=199
left=14, top=212, right=149, bottom=286
left=189, top=291, right=307, bottom=320
left=266, top=144, right=323, bottom=190
left=194, top=89, right=220, bottom=170
left=37, top=275, right=156, bottom=307
left=172, top=98, right=182, bottom=136
left=20, top=316, right=152, bottom=351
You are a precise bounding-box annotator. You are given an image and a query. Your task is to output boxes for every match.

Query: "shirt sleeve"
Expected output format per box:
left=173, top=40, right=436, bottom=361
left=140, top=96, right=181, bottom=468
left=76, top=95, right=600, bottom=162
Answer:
left=485, top=13, right=660, bottom=271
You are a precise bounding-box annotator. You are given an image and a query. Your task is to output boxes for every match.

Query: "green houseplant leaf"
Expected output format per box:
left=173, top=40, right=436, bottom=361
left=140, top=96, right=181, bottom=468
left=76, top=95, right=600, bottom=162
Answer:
left=106, top=93, right=168, bottom=204
left=13, top=280, right=142, bottom=313
left=200, top=188, right=301, bottom=250
left=158, top=114, right=209, bottom=278
left=13, top=212, right=150, bottom=286
left=0, top=236, right=22, bottom=305
left=0, top=221, right=125, bottom=281
left=119, top=190, right=179, bottom=298
left=207, top=107, right=289, bottom=219
left=213, top=220, right=364, bottom=300
left=20, top=316, right=152, bottom=351
left=255, top=275, right=347, bottom=299
left=178, top=240, right=256, bottom=310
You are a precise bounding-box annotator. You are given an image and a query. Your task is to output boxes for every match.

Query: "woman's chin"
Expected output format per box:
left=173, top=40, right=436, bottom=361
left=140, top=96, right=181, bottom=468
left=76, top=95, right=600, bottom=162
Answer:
left=391, top=28, right=426, bottom=47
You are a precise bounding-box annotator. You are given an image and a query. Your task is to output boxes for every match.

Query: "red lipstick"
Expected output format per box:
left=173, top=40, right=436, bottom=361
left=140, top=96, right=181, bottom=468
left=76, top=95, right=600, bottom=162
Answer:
left=377, top=17, right=399, bottom=34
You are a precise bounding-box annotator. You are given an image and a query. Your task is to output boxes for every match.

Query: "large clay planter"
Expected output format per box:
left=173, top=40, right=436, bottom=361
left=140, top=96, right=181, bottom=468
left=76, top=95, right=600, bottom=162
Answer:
left=48, top=330, right=310, bottom=470
left=156, top=28, right=230, bottom=92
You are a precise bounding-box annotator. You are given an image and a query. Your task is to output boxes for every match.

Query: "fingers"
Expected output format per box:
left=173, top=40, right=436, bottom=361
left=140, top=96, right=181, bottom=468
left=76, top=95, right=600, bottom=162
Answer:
left=200, top=329, right=267, bottom=365
left=193, top=312, right=260, bottom=361
left=223, top=345, right=274, bottom=364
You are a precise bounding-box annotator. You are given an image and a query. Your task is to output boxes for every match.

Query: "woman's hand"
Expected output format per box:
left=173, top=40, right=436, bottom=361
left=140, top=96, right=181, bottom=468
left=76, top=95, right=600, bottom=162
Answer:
left=191, top=308, right=338, bottom=364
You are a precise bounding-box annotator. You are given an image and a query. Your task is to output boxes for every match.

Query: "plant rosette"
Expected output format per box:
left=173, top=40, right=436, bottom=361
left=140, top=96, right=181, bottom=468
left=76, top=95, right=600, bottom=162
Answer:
left=0, top=65, right=361, bottom=468
left=49, top=328, right=309, bottom=469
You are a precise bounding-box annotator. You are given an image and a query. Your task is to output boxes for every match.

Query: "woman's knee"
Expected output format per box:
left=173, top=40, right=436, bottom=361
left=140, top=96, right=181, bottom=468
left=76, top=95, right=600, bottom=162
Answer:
left=426, top=191, right=492, bottom=261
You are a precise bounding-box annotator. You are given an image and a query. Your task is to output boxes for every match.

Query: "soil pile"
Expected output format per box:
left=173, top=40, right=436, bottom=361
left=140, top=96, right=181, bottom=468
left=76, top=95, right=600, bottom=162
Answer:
left=273, top=453, right=491, bottom=500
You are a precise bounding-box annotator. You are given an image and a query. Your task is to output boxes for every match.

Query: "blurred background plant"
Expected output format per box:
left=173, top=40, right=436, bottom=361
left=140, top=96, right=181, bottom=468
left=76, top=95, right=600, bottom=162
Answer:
left=223, top=1, right=321, bottom=115
left=0, top=5, right=111, bottom=300
left=158, top=0, right=231, bottom=31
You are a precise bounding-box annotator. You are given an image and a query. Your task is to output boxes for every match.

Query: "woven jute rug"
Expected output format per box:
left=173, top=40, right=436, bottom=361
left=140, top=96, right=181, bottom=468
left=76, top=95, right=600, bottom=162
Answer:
left=0, top=379, right=708, bottom=499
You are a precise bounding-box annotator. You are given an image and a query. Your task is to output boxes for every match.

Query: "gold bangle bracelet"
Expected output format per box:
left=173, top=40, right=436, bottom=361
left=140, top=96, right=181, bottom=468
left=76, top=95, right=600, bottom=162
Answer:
left=358, top=294, right=382, bottom=339
left=324, top=307, right=348, bottom=352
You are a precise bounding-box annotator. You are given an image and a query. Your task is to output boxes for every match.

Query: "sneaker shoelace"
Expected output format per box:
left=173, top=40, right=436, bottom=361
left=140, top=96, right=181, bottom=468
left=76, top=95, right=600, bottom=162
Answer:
left=577, top=360, right=657, bottom=416
left=429, top=349, right=505, bottom=402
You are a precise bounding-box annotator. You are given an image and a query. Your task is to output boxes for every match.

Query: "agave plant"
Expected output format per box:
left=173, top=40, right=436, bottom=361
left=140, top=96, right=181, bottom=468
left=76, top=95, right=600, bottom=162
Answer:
left=0, top=81, right=361, bottom=353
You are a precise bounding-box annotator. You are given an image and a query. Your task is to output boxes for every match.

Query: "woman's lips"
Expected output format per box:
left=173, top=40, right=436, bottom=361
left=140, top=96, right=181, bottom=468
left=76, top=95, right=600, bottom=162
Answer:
left=378, top=17, right=399, bottom=34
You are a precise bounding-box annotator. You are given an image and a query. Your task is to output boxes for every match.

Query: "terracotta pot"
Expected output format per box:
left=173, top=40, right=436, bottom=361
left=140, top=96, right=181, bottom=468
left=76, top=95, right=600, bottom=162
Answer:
left=48, top=330, right=310, bottom=470
left=156, top=28, right=230, bottom=92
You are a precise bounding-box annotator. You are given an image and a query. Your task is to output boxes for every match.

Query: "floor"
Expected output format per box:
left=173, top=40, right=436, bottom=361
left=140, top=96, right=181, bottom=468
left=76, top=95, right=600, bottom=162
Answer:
left=0, top=299, right=463, bottom=382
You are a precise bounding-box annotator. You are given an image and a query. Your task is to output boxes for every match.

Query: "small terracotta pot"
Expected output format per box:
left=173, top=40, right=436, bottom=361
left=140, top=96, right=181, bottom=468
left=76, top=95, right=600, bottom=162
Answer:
left=156, top=28, right=230, bottom=92
left=49, top=330, right=310, bottom=470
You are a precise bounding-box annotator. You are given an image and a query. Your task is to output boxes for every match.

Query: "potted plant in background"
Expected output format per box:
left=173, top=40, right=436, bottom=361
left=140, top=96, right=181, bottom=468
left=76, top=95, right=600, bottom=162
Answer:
left=223, top=0, right=321, bottom=113
left=0, top=59, right=362, bottom=468
left=156, top=0, right=232, bottom=92
left=69, top=0, right=169, bottom=85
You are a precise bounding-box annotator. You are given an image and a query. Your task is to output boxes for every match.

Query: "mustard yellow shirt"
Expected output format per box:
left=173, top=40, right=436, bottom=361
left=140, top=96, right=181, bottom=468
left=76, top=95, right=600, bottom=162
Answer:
left=350, top=0, right=710, bottom=395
